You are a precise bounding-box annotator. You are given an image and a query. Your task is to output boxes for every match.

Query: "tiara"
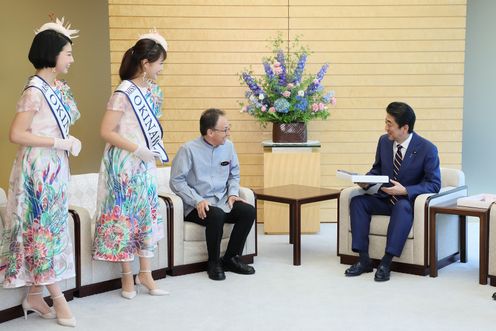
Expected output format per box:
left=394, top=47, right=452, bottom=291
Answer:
left=138, top=28, right=168, bottom=52
left=35, top=17, right=79, bottom=40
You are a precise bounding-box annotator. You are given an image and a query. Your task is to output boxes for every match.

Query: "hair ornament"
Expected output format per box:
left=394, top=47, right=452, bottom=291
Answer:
left=35, top=16, right=79, bottom=40
left=138, top=28, right=168, bottom=52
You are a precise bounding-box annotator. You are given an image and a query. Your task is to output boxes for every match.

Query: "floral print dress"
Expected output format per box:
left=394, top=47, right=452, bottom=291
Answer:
left=92, top=81, right=164, bottom=262
left=0, top=78, right=79, bottom=288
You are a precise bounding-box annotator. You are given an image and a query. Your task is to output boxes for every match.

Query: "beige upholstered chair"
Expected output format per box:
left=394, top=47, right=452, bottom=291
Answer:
left=0, top=188, right=76, bottom=322
left=338, top=168, right=467, bottom=275
left=488, top=203, right=496, bottom=286
left=68, top=173, right=168, bottom=297
left=156, top=167, right=257, bottom=276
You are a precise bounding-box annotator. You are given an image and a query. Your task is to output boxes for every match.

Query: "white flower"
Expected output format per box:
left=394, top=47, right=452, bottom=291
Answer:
left=297, top=90, right=305, bottom=97
left=258, top=94, right=265, bottom=100
left=249, top=95, right=256, bottom=102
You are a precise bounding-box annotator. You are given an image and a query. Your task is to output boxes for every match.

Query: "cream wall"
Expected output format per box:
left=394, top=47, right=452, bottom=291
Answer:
left=115, top=0, right=463, bottom=222
left=0, top=0, right=111, bottom=189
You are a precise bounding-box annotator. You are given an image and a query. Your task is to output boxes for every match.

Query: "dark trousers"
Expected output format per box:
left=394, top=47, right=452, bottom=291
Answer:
left=185, top=201, right=256, bottom=263
left=350, top=195, right=413, bottom=257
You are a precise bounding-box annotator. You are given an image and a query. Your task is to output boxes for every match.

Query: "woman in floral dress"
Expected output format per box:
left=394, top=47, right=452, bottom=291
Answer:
left=93, top=32, right=169, bottom=298
left=0, top=18, right=80, bottom=327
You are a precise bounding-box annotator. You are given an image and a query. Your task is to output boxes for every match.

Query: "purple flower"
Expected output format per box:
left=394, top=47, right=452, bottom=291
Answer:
left=276, top=50, right=287, bottom=87
left=306, top=63, right=329, bottom=96
left=316, top=63, right=329, bottom=81
left=292, top=53, right=307, bottom=84
left=263, top=62, right=274, bottom=80
left=242, top=72, right=264, bottom=96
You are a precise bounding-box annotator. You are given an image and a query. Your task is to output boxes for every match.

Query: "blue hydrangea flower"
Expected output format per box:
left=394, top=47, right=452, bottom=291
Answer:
left=295, top=95, right=308, bottom=112
left=274, top=98, right=290, bottom=113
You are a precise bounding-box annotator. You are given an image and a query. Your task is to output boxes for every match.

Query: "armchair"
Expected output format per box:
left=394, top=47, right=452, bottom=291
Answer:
left=338, top=168, right=467, bottom=275
left=156, top=167, right=257, bottom=276
left=0, top=188, right=76, bottom=322
left=68, top=173, right=168, bottom=297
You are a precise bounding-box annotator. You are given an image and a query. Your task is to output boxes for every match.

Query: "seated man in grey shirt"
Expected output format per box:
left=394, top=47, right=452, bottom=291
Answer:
left=170, top=108, right=256, bottom=281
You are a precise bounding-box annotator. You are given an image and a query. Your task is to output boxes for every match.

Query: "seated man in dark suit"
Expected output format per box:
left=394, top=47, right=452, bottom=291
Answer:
left=345, top=102, right=441, bottom=282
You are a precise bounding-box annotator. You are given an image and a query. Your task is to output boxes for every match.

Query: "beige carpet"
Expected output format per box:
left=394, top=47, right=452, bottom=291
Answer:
left=1, top=222, right=494, bottom=331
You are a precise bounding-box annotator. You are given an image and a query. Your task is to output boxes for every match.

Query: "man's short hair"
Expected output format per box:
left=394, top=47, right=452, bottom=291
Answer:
left=200, top=108, right=225, bottom=135
left=28, top=30, right=72, bottom=69
left=386, top=102, right=416, bottom=133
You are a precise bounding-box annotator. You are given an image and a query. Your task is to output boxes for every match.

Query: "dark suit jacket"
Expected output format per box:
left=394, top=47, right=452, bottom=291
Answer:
left=367, top=132, right=441, bottom=203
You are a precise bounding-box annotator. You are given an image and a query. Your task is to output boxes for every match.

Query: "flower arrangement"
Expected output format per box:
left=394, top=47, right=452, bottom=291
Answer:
left=240, top=36, right=336, bottom=126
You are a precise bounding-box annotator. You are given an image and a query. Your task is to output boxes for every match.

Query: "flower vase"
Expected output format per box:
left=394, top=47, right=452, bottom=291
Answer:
left=272, top=122, right=307, bottom=143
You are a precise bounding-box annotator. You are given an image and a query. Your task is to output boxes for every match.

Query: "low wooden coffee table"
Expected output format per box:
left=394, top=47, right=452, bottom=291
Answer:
left=429, top=201, right=490, bottom=284
left=254, top=184, right=340, bottom=265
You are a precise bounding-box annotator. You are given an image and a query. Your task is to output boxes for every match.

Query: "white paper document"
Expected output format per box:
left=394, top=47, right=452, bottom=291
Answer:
left=457, top=194, right=496, bottom=209
left=336, top=169, right=389, bottom=184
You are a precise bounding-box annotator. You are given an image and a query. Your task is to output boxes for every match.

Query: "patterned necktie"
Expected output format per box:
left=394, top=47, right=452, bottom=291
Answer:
left=389, top=145, right=403, bottom=205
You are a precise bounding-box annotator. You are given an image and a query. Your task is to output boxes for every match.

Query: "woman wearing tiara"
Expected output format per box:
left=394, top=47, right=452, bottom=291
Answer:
left=0, top=17, right=80, bottom=327
left=92, top=31, right=169, bottom=299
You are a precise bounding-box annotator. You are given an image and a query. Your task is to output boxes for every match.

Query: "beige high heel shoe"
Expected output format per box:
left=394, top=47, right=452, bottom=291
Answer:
left=120, top=271, right=137, bottom=299
left=51, top=294, right=76, bottom=327
left=135, top=270, right=169, bottom=296
left=21, top=290, right=56, bottom=320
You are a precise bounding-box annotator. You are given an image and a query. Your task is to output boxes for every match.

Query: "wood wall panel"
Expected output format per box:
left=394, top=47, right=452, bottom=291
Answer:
left=108, top=0, right=466, bottom=223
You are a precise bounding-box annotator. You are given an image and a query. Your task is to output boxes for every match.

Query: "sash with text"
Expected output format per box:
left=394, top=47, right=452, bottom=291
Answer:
left=27, top=75, right=71, bottom=139
left=116, top=80, right=169, bottom=163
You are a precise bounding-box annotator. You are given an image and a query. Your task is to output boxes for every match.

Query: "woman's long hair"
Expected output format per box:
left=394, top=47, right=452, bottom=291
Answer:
left=119, top=39, right=167, bottom=81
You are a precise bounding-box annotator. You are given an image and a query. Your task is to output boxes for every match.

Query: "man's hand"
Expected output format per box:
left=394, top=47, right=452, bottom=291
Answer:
left=196, top=200, right=210, bottom=220
left=381, top=180, right=407, bottom=196
left=227, top=195, right=247, bottom=208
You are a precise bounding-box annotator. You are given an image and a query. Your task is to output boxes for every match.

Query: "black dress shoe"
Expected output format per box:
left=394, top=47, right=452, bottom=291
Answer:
left=222, top=256, right=255, bottom=275
left=207, top=262, right=226, bottom=281
left=344, top=261, right=373, bottom=277
left=374, top=264, right=391, bottom=282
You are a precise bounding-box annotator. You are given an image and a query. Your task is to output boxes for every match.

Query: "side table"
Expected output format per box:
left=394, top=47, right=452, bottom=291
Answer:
left=262, top=140, right=321, bottom=234
left=429, top=201, right=490, bottom=285
left=254, top=184, right=340, bottom=265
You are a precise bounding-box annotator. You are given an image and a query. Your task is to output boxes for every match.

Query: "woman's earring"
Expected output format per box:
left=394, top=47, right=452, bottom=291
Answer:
left=142, top=71, right=147, bottom=83
left=51, top=67, right=56, bottom=73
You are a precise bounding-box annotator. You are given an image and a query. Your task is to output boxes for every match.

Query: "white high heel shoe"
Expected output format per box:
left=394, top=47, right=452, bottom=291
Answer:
left=135, top=270, right=169, bottom=296
left=51, top=294, right=76, bottom=327
left=21, top=290, right=56, bottom=320
left=120, top=271, right=137, bottom=299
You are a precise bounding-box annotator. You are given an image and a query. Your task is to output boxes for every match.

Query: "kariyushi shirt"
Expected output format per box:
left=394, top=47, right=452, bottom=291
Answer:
left=170, top=137, right=240, bottom=216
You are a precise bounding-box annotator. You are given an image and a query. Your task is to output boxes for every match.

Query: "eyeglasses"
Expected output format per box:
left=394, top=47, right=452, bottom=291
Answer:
left=212, top=125, right=232, bottom=134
